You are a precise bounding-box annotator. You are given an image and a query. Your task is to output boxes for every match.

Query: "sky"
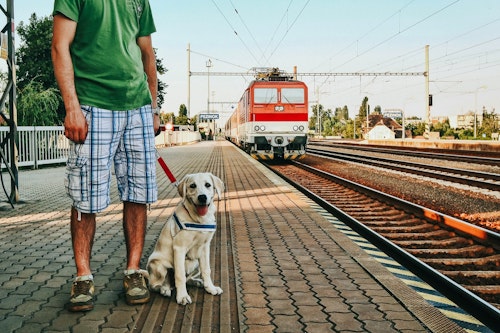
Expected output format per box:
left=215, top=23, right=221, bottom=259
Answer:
left=10, top=0, right=500, bottom=125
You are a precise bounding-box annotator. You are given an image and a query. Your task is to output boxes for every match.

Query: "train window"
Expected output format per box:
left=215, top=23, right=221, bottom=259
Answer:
left=281, top=88, right=305, bottom=104
left=254, top=88, right=278, bottom=104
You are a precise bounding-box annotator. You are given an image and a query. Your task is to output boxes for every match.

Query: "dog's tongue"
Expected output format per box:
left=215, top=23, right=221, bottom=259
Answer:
left=196, top=205, right=209, bottom=216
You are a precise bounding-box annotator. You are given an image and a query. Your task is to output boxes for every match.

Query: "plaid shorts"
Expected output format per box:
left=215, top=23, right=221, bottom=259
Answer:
left=65, top=105, right=158, bottom=213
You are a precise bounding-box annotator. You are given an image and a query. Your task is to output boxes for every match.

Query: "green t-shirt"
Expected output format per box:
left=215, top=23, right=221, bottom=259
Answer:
left=53, top=0, right=156, bottom=111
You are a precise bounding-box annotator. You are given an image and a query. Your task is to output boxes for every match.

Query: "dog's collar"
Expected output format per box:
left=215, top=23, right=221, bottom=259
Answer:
left=173, top=213, right=216, bottom=232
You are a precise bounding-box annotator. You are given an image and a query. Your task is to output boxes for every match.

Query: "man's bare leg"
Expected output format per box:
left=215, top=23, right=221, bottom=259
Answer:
left=69, top=207, right=96, bottom=312
left=122, top=201, right=150, bottom=305
left=70, top=207, right=96, bottom=276
left=123, top=201, right=147, bottom=270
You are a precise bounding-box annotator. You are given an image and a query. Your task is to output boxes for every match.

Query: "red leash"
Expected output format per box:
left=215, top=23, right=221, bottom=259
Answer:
left=156, top=149, right=178, bottom=186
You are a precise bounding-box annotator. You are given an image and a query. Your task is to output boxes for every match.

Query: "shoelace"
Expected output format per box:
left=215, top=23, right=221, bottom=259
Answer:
left=126, top=273, right=144, bottom=289
left=73, top=280, right=91, bottom=295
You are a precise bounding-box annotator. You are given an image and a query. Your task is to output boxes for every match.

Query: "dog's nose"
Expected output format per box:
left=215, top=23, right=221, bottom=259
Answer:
left=198, top=194, right=207, bottom=204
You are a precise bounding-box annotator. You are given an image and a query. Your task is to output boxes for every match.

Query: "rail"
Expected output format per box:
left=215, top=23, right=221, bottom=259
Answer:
left=0, top=126, right=201, bottom=170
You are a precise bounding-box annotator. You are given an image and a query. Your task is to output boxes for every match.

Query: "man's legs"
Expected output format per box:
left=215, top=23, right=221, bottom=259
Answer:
left=123, top=201, right=147, bottom=270
left=71, top=207, right=96, bottom=276
left=122, top=201, right=150, bottom=304
left=69, top=207, right=96, bottom=312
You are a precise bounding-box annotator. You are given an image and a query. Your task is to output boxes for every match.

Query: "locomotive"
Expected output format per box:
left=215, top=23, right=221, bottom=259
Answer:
left=225, top=68, right=308, bottom=160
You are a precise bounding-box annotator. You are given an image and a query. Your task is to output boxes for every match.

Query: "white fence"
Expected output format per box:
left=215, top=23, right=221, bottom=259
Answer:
left=1, top=126, right=201, bottom=169
left=1, top=126, right=69, bottom=169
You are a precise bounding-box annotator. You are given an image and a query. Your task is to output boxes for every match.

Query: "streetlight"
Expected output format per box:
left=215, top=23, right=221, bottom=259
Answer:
left=206, top=59, right=212, bottom=113
left=206, top=59, right=213, bottom=140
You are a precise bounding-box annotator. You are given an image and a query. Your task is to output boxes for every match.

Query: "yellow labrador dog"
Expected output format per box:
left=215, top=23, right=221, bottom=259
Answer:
left=147, top=173, right=224, bottom=305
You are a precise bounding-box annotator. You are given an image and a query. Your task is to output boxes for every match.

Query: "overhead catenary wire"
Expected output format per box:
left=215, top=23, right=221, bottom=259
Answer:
left=228, top=0, right=267, bottom=66
left=265, top=0, right=311, bottom=64
left=211, top=0, right=260, bottom=64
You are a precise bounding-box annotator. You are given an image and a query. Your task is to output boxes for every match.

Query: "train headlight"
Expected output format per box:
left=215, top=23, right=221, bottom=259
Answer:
left=299, top=125, right=304, bottom=131
left=275, top=136, right=284, bottom=144
left=293, top=125, right=299, bottom=131
left=254, top=125, right=260, bottom=131
left=260, top=125, right=266, bottom=131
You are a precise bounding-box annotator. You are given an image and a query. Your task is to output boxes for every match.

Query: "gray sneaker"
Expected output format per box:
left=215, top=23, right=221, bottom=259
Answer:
left=69, top=279, right=94, bottom=312
left=123, top=271, right=150, bottom=305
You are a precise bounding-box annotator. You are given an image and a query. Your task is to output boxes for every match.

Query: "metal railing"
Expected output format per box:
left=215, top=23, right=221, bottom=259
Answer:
left=1, top=126, right=202, bottom=170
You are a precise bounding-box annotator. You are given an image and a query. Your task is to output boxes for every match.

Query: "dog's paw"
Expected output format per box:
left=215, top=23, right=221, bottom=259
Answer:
left=205, top=286, right=223, bottom=295
left=160, top=286, right=172, bottom=297
left=176, top=293, right=192, bottom=305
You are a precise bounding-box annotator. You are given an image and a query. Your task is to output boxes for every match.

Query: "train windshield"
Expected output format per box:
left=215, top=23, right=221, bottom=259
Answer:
left=254, top=88, right=278, bottom=104
left=281, top=88, right=305, bottom=104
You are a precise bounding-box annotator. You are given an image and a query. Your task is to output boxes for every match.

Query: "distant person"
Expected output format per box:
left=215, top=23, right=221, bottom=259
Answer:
left=51, top=0, right=160, bottom=312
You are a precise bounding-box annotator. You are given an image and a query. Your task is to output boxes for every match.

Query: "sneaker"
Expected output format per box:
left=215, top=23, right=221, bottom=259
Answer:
left=69, top=278, right=94, bottom=312
left=123, top=271, right=150, bottom=305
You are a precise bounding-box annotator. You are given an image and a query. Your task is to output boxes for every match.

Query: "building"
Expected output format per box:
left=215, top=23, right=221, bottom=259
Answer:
left=364, top=114, right=405, bottom=140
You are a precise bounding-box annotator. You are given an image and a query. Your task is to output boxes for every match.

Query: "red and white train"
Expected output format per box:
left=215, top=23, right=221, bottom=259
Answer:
left=225, top=68, right=308, bottom=160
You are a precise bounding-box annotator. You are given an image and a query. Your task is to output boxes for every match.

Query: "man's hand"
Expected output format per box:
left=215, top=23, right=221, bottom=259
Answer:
left=64, top=108, right=88, bottom=144
left=154, top=114, right=161, bottom=136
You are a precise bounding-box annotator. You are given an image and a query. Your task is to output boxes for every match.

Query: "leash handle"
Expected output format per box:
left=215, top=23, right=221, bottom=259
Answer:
left=156, top=150, right=178, bottom=185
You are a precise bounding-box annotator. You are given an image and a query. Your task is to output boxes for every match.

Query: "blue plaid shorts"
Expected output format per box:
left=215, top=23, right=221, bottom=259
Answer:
left=65, top=105, right=158, bottom=213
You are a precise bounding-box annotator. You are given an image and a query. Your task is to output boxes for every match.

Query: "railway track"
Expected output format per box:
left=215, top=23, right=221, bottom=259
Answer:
left=266, top=161, right=500, bottom=330
left=306, top=146, right=500, bottom=192
left=309, top=141, right=500, bottom=167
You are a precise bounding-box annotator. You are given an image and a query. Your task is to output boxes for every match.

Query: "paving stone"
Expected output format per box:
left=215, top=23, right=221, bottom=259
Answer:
left=101, top=310, right=135, bottom=328
left=272, top=315, right=304, bottom=332
left=0, top=315, right=23, bottom=332
left=268, top=299, right=296, bottom=316
left=11, top=300, right=42, bottom=317
left=242, top=293, right=267, bottom=308
left=296, top=304, right=329, bottom=323
left=244, top=307, right=272, bottom=325
left=15, top=322, right=49, bottom=333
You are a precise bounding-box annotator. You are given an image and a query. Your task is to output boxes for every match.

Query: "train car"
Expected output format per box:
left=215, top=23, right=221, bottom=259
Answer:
left=225, top=68, right=308, bottom=160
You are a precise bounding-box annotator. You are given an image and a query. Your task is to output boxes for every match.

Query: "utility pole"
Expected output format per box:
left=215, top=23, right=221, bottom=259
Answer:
left=187, top=43, right=191, bottom=118
left=424, top=45, right=430, bottom=139
left=0, top=0, right=19, bottom=205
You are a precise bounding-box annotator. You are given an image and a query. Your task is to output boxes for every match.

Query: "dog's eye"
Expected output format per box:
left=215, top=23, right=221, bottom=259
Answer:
left=189, top=183, right=196, bottom=189
left=205, top=183, right=211, bottom=188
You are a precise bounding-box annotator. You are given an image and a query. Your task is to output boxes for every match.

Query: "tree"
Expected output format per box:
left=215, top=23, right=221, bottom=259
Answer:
left=479, top=107, right=498, bottom=139
left=334, top=105, right=349, bottom=122
left=431, top=119, right=451, bottom=137
left=161, top=112, right=175, bottom=124
left=322, top=118, right=334, bottom=136
left=409, top=122, right=426, bottom=136
left=179, top=104, right=188, bottom=117
left=309, top=104, right=331, bottom=134
left=358, top=96, right=369, bottom=119
left=155, top=49, right=168, bottom=108
left=17, top=80, right=60, bottom=126
left=342, top=119, right=356, bottom=139
left=17, top=14, right=55, bottom=92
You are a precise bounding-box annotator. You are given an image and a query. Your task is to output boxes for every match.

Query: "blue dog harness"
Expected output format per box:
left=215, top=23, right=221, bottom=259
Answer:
left=173, top=213, right=216, bottom=232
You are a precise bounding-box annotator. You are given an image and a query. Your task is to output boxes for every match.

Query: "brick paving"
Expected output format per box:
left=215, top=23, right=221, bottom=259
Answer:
left=0, top=140, right=465, bottom=332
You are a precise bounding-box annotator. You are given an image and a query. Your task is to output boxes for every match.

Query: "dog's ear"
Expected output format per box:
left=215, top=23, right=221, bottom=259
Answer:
left=177, top=174, right=190, bottom=198
left=210, top=174, right=225, bottom=199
